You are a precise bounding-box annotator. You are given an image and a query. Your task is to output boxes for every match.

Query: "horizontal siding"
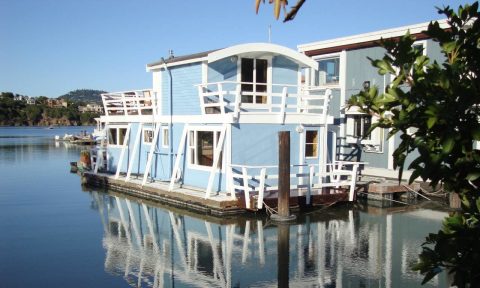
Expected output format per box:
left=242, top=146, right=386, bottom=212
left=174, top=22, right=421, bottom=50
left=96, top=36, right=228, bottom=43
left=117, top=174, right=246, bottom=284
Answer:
left=162, top=63, right=202, bottom=115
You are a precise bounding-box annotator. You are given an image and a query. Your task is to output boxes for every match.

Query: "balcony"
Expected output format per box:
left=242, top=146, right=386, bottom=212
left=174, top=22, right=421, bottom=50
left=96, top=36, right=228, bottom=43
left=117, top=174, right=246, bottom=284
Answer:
left=101, top=90, right=157, bottom=116
left=197, top=81, right=332, bottom=122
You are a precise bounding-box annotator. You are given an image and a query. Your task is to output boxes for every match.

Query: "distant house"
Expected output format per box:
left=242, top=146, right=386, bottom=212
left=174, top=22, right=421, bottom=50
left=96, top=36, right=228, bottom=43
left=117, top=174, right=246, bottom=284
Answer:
left=46, top=99, right=68, bottom=108
left=79, top=103, right=103, bottom=113
left=26, top=97, right=36, bottom=105
left=13, top=95, right=27, bottom=101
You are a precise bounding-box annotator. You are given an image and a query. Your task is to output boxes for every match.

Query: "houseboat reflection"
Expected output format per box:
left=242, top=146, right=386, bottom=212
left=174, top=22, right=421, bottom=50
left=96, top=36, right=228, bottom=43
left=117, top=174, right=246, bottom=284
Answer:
left=88, top=191, right=448, bottom=287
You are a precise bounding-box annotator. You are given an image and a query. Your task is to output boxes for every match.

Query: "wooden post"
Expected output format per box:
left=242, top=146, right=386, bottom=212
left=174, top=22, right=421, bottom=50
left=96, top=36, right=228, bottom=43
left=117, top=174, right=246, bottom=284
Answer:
left=272, top=131, right=296, bottom=222
left=278, top=131, right=290, bottom=217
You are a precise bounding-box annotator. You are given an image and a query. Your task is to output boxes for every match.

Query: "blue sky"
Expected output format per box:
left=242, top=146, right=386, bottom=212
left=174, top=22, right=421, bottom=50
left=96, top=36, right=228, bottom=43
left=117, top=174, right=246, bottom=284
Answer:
left=0, top=0, right=468, bottom=97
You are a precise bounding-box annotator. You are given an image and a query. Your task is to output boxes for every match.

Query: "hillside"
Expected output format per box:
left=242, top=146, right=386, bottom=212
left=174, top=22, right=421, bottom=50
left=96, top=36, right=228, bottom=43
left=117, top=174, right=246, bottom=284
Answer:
left=58, top=89, right=107, bottom=103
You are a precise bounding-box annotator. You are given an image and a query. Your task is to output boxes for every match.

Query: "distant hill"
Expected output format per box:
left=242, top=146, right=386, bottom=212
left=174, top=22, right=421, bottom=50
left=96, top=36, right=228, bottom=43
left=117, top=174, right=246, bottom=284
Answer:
left=58, top=89, right=107, bottom=103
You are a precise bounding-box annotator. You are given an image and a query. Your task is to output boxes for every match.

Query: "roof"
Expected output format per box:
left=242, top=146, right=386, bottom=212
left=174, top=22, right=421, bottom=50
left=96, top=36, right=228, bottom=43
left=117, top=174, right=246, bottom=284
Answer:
left=147, top=49, right=220, bottom=69
left=298, top=19, right=449, bottom=56
left=147, top=43, right=319, bottom=71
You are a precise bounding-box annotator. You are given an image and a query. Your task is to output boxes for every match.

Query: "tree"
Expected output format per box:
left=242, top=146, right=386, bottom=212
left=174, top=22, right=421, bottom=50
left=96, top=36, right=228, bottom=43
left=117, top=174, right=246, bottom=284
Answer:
left=25, top=105, right=43, bottom=124
left=348, top=3, right=480, bottom=286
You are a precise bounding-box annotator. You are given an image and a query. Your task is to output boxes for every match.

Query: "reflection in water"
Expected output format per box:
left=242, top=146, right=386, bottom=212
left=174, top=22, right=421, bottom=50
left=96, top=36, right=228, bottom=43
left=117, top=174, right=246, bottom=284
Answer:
left=88, top=191, right=448, bottom=288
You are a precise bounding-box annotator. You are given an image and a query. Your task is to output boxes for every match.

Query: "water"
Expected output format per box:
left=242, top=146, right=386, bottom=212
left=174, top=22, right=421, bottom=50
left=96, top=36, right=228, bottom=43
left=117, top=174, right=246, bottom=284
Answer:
left=0, top=127, right=450, bottom=287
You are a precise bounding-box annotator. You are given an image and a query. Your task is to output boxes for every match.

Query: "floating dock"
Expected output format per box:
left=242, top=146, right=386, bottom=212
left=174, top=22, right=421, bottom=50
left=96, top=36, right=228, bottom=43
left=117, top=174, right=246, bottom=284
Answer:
left=83, top=172, right=350, bottom=216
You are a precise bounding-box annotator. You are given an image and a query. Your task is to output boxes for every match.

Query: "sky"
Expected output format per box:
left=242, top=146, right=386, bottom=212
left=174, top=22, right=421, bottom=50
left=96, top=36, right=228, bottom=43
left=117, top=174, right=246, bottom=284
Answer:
left=0, top=0, right=469, bottom=97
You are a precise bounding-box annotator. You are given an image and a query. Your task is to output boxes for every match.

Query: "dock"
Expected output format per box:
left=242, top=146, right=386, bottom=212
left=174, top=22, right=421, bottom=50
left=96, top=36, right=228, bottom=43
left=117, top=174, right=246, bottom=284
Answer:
left=83, top=172, right=350, bottom=216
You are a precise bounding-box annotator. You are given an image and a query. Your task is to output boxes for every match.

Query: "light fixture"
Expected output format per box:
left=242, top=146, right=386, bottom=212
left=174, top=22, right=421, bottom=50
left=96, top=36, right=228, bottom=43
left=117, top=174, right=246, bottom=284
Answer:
left=363, top=81, right=370, bottom=91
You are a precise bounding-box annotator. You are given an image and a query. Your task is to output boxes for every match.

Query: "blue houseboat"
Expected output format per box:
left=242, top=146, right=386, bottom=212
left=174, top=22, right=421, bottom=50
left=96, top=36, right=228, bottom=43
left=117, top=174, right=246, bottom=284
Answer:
left=92, top=43, right=362, bottom=210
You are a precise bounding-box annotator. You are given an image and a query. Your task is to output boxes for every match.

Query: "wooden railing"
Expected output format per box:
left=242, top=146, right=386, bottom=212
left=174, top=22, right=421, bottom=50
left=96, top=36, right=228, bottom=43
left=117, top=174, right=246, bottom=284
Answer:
left=229, top=161, right=363, bottom=210
left=197, top=82, right=332, bottom=121
left=101, top=90, right=156, bottom=116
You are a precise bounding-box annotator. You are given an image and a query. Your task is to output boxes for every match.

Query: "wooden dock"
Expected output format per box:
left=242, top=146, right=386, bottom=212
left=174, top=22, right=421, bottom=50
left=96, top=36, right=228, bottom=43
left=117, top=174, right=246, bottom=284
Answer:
left=82, top=172, right=350, bottom=216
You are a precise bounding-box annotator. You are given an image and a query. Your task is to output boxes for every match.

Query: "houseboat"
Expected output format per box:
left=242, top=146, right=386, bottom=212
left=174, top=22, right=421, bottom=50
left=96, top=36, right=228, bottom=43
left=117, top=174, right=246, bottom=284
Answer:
left=298, top=20, right=449, bottom=182
left=89, top=43, right=362, bottom=212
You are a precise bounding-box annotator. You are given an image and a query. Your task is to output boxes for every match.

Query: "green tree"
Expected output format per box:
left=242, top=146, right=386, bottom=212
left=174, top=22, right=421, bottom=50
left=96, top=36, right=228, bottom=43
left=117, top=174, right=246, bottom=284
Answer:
left=25, top=105, right=43, bottom=124
left=348, top=3, right=480, bottom=286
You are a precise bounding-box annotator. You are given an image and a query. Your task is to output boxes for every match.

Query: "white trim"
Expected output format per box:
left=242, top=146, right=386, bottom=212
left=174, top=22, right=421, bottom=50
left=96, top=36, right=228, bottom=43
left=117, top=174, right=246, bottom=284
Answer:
left=339, top=50, right=347, bottom=156
left=107, top=125, right=129, bottom=147
left=208, top=43, right=319, bottom=70
left=201, top=61, right=208, bottom=84
left=187, top=126, right=224, bottom=172
left=304, top=129, right=319, bottom=159
left=103, top=113, right=335, bottom=125
left=313, top=53, right=342, bottom=88
left=146, top=57, right=208, bottom=71
left=387, top=129, right=395, bottom=170
left=298, top=19, right=448, bottom=52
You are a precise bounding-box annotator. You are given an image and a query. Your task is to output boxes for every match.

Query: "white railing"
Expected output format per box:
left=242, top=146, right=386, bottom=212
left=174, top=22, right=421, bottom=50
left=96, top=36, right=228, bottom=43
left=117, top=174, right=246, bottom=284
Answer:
left=229, top=161, right=363, bottom=210
left=197, top=81, right=331, bottom=120
left=102, top=90, right=156, bottom=116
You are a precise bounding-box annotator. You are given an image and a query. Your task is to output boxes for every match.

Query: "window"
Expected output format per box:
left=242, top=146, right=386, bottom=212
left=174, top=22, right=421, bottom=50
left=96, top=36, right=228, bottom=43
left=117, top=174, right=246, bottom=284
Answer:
left=143, top=128, right=154, bottom=144
left=108, top=126, right=128, bottom=146
left=188, top=130, right=222, bottom=169
left=353, top=115, right=372, bottom=139
left=241, top=58, right=268, bottom=104
left=317, top=57, right=340, bottom=85
left=162, top=126, right=169, bottom=148
left=305, top=130, right=318, bottom=158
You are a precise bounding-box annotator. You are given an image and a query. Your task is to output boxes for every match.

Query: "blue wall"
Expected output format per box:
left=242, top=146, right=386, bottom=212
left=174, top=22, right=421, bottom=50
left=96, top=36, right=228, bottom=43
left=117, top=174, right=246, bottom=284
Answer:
left=161, top=63, right=203, bottom=116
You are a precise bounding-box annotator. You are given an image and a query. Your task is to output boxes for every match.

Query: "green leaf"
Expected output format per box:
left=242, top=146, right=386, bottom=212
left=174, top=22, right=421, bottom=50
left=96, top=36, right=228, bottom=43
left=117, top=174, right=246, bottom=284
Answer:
left=422, top=270, right=440, bottom=285
left=466, top=172, right=480, bottom=181
left=442, top=41, right=457, bottom=53
left=427, top=117, right=437, bottom=129
left=442, top=137, right=455, bottom=154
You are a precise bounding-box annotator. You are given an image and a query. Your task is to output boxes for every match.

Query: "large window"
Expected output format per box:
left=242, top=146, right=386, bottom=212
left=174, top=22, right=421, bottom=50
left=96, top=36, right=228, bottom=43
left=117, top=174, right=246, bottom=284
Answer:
left=317, top=57, right=340, bottom=85
left=188, top=130, right=222, bottom=168
left=305, top=130, right=318, bottom=158
left=241, top=58, right=268, bottom=104
left=108, top=126, right=128, bottom=146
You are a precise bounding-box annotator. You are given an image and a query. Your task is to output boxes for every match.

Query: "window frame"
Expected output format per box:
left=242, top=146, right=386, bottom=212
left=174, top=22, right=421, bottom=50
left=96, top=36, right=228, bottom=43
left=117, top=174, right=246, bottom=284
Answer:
left=238, top=56, right=272, bottom=106
left=313, top=53, right=341, bottom=87
left=108, top=125, right=128, bottom=147
left=187, top=126, right=223, bottom=172
left=143, top=127, right=154, bottom=145
left=304, top=129, right=319, bottom=159
left=161, top=126, right=169, bottom=148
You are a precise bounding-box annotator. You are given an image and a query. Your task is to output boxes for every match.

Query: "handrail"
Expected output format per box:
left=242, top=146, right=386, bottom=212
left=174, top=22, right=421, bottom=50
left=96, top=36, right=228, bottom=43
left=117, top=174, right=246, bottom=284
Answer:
left=229, top=161, right=365, bottom=209
left=198, top=81, right=331, bottom=118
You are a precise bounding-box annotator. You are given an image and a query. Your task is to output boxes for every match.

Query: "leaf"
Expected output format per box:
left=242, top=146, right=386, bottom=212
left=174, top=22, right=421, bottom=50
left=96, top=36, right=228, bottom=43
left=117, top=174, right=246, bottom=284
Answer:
left=442, top=137, right=455, bottom=154
left=255, top=0, right=262, bottom=13
left=466, top=171, right=480, bottom=181
left=427, top=117, right=437, bottom=129
left=422, top=270, right=440, bottom=285
left=442, top=41, right=457, bottom=53
left=373, top=59, right=396, bottom=75
left=274, top=0, right=281, bottom=19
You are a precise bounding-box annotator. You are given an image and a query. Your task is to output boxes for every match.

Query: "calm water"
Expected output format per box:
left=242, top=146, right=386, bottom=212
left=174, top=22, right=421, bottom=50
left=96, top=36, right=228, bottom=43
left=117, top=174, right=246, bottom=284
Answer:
left=0, top=127, right=450, bottom=287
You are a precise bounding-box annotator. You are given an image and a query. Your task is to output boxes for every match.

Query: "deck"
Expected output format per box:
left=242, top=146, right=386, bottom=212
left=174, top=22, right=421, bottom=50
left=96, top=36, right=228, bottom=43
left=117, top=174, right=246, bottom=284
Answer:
left=83, top=172, right=350, bottom=216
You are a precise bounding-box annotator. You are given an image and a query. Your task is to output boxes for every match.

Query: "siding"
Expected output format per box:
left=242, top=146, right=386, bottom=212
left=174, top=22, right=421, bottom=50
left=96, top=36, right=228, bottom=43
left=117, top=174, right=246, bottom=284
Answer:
left=162, top=63, right=202, bottom=115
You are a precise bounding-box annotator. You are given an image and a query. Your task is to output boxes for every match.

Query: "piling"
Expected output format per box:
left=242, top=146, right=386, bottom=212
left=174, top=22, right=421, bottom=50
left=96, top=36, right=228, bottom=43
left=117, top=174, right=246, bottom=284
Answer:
left=271, top=131, right=296, bottom=222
